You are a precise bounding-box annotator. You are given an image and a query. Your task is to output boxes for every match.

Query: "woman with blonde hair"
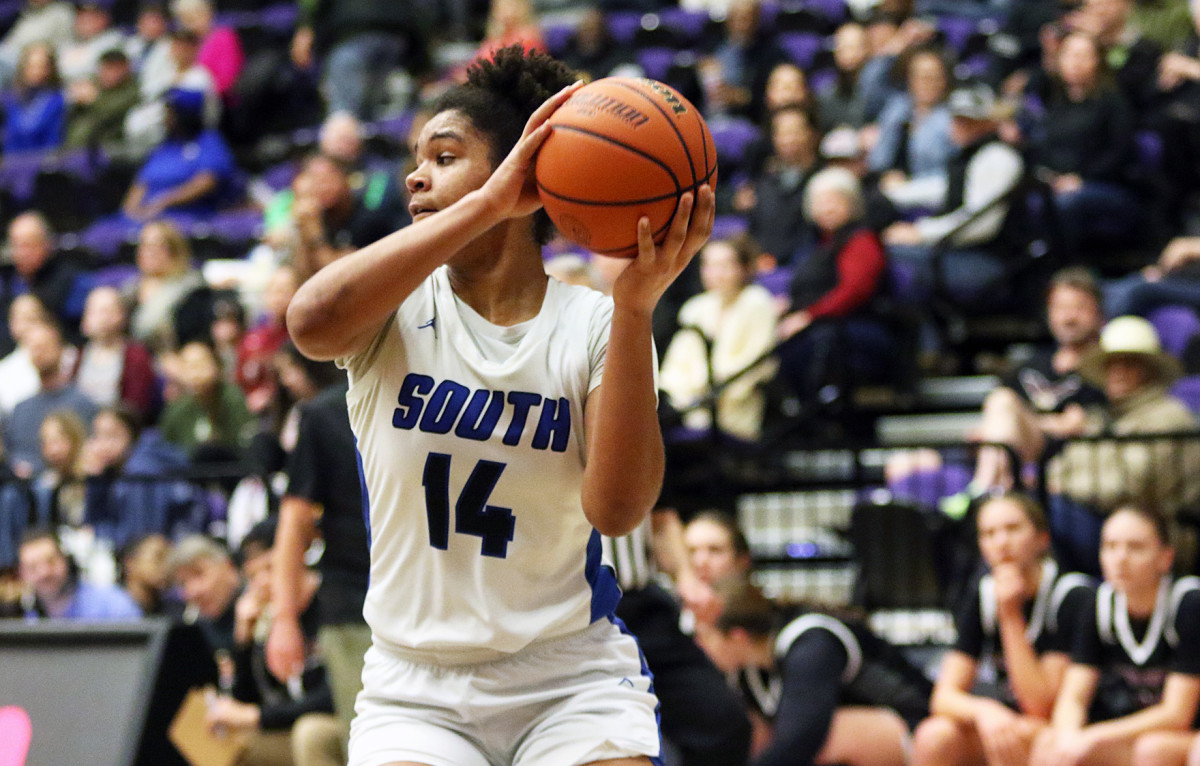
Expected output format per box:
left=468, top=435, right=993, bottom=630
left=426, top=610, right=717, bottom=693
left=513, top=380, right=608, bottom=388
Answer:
left=125, top=220, right=211, bottom=353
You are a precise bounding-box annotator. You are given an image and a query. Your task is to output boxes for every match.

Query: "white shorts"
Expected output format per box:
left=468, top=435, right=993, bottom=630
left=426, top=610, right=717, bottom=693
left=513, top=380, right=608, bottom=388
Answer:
left=348, top=619, right=662, bottom=766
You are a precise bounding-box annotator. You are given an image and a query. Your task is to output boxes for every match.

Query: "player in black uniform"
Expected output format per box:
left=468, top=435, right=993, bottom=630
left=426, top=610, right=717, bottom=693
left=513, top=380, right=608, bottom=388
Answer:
left=914, top=493, right=1094, bottom=766
left=1030, top=506, right=1200, bottom=766
left=697, top=576, right=932, bottom=766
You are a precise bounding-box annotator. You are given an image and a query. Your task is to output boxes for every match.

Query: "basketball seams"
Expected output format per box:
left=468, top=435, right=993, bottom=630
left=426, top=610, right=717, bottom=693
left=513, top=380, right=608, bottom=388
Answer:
left=538, top=165, right=715, bottom=207
left=539, top=124, right=681, bottom=194
left=608, top=79, right=699, bottom=188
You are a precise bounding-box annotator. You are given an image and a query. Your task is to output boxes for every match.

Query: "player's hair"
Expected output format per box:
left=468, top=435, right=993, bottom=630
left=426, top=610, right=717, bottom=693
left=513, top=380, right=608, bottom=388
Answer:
left=689, top=510, right=751, bottom=559
left=977, top=491, right=1049, bottom=534
left=431, top=45, right=578, bottom=245
left=712, top=575, right=776, bottom=636
left=1107, top=504, right=1172, bottom=546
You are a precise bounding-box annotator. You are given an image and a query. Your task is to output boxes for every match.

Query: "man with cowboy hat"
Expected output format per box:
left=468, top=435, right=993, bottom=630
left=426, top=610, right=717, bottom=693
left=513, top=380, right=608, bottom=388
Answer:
left=1046, top=315, right=1200, bottom=575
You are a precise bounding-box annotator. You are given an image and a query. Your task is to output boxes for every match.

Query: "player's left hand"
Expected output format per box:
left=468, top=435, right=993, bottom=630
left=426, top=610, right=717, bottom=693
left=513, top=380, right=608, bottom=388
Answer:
left=613, top=185, right=716, bottom=314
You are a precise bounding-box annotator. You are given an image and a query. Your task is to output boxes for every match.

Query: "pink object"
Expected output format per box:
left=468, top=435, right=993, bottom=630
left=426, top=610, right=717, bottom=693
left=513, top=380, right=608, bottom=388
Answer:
left=0, top=706, right=32, bottom=766
left=198, top=26, right=244, bottom=97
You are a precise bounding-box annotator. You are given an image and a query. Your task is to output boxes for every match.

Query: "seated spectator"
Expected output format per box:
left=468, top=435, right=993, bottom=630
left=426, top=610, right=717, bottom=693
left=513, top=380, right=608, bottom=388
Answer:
left=474, top=0, right=546, bottom=63
left=1064, top=0, right=1163, bottom=115
left=5, top=321, right=96, bottom=477
left=819, top=22, right=871, bottom=131
left=31, top=410, right=87, bottom=528
left=125, top=220, right=212, bottom=353
left=17, top=526, right=140, bottom=618
left=169, top=532, right=241, bottom=653
left=118, top=531, right=183, bottom=617
left=0, top=212, right=84, bottom=353
left=0, top=294, right=52, bottom=416
left=0, top=0, right=74, bottom=87
left=236, top=266, right=295, bottom=416
left=125, top=27, right=218, bottom=152
left=776, top=167, right=891, bottom=410
left=559, top=8, right=629, bottom=81
left=867, top=46, right=955, bottom=188
left=733, top=106, right=822, bottom=267
left=208, top=293, right=244, bottom=386
left=935, top=268, right=1106, bottom=515
left=56, top=0, right=124, bottom=89
left=1046, top=316, right=1200, bottom=575
left=159, top=340, right=253, bottom=458
left=1025, top=31, right=1138, bottom=255
left=1105, top=236, right=1200, bottom=318
left=170, top=0, right=241, bottom=100
left=74, top=285, right=159, bottom=424
left=3, top=40, right=65, bottom=154
left=124, top=1, right=170, bottom=92
left=697, top=0, right=785, bottom=120
left=912, top=493, right=1095, bottom=766
left=857, top=14, right=938, bottom=127
left=82, top=404, right=200, bottom=547
left=317, top=111, right=407, bottom=217
left=660, top=235, right=777, bottom=442
left=883, top=83, right=1025, bottom=309
left=207, top=519, right=336, bottom=766
left=1029, top=506, right=1200, bottom=766
left=121, top=87, right=238, bottom=224
left=64, top=47, right=139, bottom=149
left=290, top=153, right=409, bottom=282
left=698, top=576, right=933, bottom=766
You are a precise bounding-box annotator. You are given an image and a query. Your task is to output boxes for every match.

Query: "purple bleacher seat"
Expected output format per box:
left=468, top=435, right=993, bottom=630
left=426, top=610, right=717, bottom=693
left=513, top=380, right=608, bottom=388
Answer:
left=0, top=151, right=47, bottom=203
left=887, top=464, right=971, bottom=509
left=659, top=7, right=708, bottom=43
left=199, top=209, right=263, bottom=243
left=1134, top=130, right=1164, bottom=170
left=543, top=23, right=575, bottom=57
left=261, top=160, right=298, bottom=192
left=81, top=218, right=139, bottom=260
left=1172, top=375, right=1200, bottom=415
left=367, top=111, right=415, bottom=144
left=1147, top=304, right=1200, bottom=358
left=886, top=259, right=921, bottom=304
left=257, top=3, right=298, bottom=33
left=606, top=11, right=642, bottom=44
left=807, top=68, right=836, bottom=94
left=937, top=15, right=978, bottom=54
left=636, top=47, right=675, bottom=81
left=804, top=0, right=846, bottom=22
left=755, top=266, right=792, bottom=297
left=708, top=116, right=761, bottom=169
left=711, top=214, right=748, bottom=240
left=777, top=31, right=824, bottom=69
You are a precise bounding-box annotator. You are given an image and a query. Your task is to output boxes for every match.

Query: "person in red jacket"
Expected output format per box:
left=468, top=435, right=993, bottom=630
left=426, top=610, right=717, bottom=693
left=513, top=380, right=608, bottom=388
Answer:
left=73, top=285, right=160, bottom=426
left=775, top=166, right=891, bottom=410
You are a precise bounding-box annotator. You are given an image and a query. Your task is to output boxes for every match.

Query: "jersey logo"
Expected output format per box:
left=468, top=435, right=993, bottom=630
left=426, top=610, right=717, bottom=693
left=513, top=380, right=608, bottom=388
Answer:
left=418, top=317, right=436, bottom=330
left=393, top=373, right=571, bottom=452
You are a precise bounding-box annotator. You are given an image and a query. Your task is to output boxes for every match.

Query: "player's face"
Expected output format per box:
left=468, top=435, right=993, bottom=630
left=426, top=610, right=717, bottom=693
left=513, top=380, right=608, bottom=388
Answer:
left=976, top=497, right=1047, bottom=570
left=406, top=110, right=496, bottom=224
left=686, top=519, right=747, bottom=584
left=1100, top=509, right=1172, bottom=596
left=1046, top=284, right=1102, bottom=348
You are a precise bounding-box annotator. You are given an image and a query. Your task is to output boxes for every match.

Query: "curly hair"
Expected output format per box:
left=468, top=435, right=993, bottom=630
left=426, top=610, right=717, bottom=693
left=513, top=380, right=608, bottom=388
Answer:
left=432, top=45, right=578, bottom=245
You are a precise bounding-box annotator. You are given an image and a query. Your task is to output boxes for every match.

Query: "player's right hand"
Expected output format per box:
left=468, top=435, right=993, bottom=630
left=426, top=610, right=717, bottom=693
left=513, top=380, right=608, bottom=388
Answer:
left=480, top=80, right=583, bottom=222
left=265, top=614, right=306, bottom=682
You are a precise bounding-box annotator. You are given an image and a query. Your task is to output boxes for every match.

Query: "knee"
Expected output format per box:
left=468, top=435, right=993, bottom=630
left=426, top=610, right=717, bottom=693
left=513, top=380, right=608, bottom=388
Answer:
left=911, top=716, right=965, bottom=766
left=981, top=387, right=1024, bottom=424
left=1131, top=732, right=1182, bottom=766
left=291, top=713, right=346, bottom=765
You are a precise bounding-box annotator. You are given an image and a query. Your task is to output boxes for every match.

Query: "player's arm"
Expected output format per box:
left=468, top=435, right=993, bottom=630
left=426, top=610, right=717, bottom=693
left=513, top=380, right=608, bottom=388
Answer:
left=999, top=614, right=1066, bottom=719
left=287, top=82, right=582, bottom=361
left=581, top=188, right=715, bottom=536
left=928, top=650, right=997, bottom=723
left=1080, top=673, right=1200, bottom=745
left=1048, top=663, right=1098, bottom=730
left=265, top=495, right=320, bottom=682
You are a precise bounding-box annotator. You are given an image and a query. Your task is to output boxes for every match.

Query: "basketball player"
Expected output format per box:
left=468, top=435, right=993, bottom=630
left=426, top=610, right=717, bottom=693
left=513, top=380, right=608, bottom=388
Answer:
left=286, top=45, right=715, bottom=766
left=1030, top=506, right=1200, bottom=766
left=914, top=493, right=1095, bottom=766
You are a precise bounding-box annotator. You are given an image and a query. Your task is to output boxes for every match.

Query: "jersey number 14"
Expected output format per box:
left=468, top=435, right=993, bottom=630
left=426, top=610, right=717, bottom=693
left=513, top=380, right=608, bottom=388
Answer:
left=422, top=452, right=515, bottom=558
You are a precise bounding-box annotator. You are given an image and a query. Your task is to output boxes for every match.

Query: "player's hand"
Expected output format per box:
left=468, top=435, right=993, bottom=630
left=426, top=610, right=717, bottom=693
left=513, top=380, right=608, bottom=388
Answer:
left=480, top=80, right=584, bottom=222
left=677, top=571, right=722, bottom=626
left=991, top=564, right=1027, bottom=617
left=613, top=185, right=716, bottom=314
left=265, top=614, right=306, bottom=683
left=1030, top=728, right=1094, bottom=766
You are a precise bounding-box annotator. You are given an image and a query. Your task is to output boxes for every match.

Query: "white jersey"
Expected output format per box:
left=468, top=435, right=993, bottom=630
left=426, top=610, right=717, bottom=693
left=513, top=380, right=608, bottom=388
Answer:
left=341, top=266, right=621, bottom=665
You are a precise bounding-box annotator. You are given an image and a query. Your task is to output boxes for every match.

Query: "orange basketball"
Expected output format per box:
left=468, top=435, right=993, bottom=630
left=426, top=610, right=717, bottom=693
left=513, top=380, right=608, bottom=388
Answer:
left=536, top=77, right=717, bottom=258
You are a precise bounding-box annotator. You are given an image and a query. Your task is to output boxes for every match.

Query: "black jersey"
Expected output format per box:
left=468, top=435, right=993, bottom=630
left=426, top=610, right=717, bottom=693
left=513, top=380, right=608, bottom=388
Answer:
left=1073, top=576, right=1200, bottom=722
left=954, top=560, right=1095, bottom=708
left=734, top=612, right=931, bottom=729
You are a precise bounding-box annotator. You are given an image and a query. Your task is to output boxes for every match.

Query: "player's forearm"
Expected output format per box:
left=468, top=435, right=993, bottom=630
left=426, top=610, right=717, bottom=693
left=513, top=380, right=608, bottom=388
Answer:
left=287, top=189, right=502, bottom=360
left=1084, top=702, right=1193, bottom=747
left=272, top=497, right=318, bottom=620
left=930, top=684, right=994, bottom=723
left=1000, top=619, right=1057, bottom=717
left=582, top=307, right=664, bottom=536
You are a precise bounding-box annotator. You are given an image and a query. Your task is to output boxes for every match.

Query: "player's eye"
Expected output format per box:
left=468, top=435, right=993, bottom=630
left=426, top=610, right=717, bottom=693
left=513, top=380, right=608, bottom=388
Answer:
left=437, top=153, right=456, bottom=165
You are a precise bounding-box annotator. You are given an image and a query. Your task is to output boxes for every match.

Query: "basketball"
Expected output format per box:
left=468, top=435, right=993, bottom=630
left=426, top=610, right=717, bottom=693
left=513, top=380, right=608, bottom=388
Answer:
left=536, top=77, right=717, bottom=258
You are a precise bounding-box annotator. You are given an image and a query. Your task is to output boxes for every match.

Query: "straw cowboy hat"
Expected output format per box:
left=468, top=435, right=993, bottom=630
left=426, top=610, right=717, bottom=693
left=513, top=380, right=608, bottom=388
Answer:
left=1078, top=315, right=1183, bottom=385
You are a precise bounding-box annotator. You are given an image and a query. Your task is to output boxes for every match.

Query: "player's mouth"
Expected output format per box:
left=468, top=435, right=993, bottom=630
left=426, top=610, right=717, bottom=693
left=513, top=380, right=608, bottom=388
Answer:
left=409, top=202, right=437, bottom=220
